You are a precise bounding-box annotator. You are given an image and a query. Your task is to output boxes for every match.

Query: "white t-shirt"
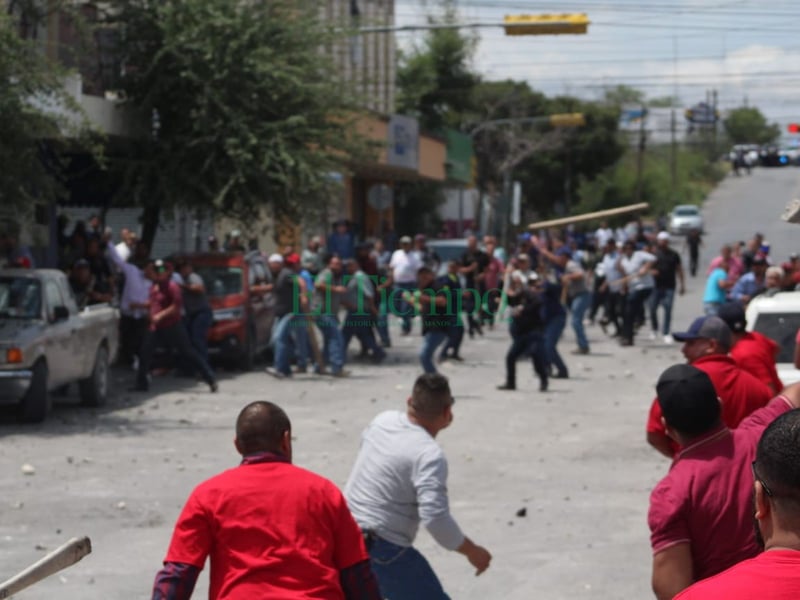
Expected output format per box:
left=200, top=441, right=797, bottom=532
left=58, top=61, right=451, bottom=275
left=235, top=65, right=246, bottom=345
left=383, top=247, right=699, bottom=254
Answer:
left=600, top=252, right=623, bottom=292
left=619, top=251, right=656, bottom=291
left=595, top=227, right=614, bottom=248
left=390, top=249, right=421, bottom=284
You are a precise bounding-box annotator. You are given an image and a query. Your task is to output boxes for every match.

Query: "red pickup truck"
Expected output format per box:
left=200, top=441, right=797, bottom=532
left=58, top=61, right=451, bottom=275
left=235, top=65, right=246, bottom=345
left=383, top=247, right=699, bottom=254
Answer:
left=188, top=251, right=275, bottom=369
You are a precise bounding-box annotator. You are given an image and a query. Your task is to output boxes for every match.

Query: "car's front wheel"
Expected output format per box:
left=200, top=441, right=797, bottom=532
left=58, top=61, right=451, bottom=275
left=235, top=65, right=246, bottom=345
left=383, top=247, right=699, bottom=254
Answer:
left=18, top=360, right=50, bottom=423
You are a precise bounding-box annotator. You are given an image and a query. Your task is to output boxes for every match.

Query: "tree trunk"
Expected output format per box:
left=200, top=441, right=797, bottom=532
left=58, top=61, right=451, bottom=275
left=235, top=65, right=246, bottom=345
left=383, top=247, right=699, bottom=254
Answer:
left=140, top=203, right=161, bottom=252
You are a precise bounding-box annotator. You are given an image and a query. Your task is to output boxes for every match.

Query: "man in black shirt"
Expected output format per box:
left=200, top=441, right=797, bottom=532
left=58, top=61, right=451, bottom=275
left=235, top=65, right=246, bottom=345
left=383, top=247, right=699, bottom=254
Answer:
left=265, top=254, right=301, bottom=379
left=460, top=235, right=489, bottom=337
left=685, top=228, right=703, bottom=277
left=497, top=273, right=548, bottom=392
left=650, top=232, right=685, bottom=343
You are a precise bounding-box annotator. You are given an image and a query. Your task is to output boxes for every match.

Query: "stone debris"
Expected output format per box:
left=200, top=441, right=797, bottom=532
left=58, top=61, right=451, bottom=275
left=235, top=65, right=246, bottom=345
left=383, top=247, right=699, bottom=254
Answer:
left=21, top=464, right=35, bottom=475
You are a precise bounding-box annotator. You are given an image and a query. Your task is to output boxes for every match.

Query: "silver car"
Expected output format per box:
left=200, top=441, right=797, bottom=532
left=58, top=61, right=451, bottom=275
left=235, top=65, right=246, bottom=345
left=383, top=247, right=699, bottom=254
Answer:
left=669, top=205, right=704, bottom=236
left=0, top=270, right=119, bottom=422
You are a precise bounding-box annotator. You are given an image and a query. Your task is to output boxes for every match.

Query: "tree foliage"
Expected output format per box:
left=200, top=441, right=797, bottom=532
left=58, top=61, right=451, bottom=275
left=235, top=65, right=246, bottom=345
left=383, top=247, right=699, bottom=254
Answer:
left=724, top=107, right=780, bottom=145
left=0, top=6, right=86, bottom=210
left=110, top=0, right=372, bottom=243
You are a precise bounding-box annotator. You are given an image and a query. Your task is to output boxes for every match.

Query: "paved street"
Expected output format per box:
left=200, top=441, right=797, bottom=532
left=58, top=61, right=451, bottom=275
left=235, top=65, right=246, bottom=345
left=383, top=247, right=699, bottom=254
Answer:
left=1, top=168, right=798, bottom=599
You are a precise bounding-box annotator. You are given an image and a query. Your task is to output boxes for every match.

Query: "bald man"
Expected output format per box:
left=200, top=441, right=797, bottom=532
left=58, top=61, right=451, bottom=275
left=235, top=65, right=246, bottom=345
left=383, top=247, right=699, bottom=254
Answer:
left=152, top=402, right=381, bottom=600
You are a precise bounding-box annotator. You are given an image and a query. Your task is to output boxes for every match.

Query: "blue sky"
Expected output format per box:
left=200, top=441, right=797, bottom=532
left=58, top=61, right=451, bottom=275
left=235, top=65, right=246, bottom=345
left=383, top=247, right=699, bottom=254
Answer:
left=394, top=0, right=800, bottom=130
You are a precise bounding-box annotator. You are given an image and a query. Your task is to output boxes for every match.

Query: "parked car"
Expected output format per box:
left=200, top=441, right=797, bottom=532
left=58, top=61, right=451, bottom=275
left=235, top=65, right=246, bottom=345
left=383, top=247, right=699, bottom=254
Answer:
left=0, top=269, right=119, bottom=422
left=668, top=205, right=704, bottom=236
left=745, top=291, right=800, bottom=385
left=426, top=239, right=469, bottom=277
left=187, top=251, right=275, bottom=369
left=759, top=145, right=790, bottom=167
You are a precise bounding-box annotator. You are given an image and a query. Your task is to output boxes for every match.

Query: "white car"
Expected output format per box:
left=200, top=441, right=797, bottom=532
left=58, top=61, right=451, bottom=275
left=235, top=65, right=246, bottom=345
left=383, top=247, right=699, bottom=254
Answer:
left=745, top=291, right=800, bottom=385
left=669, top=205, right=704, bottom=236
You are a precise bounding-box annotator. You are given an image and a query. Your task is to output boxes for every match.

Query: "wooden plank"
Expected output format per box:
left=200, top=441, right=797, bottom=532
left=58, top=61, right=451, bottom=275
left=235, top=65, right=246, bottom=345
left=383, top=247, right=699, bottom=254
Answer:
left=528, top=203, right=650, bottom=230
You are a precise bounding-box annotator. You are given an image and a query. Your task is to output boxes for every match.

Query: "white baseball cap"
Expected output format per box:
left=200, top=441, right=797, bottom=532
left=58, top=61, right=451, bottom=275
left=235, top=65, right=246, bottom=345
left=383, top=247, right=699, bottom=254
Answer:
left=657, top=231, right=671, bottom=241
left=268, top=253, right=284, bottom=263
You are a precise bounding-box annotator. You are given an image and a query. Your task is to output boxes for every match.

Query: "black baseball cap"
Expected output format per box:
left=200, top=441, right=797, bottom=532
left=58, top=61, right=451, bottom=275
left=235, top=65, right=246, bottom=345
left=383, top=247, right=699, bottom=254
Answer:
left=717, top=303, right=747, bottom=333
left=672, top=316, right=732, bottom=350
left=656, top=364, right=721, bottom=435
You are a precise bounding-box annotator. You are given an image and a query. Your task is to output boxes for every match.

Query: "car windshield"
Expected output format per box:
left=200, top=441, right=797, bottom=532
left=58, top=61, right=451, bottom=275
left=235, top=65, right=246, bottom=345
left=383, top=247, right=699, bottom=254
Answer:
left=752, top=312, right=800, bottom=363
left=674, top=207, right=698, bottom=217
left=429, top=244, right=467, bottom=263
left=0, top=277, right=42, bottom=319
left=194, top=266, right=243, bottom=297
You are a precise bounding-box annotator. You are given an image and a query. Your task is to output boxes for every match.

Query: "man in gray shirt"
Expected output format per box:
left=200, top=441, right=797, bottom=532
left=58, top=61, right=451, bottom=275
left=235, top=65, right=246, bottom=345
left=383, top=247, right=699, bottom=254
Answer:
left=345, top=373, right=492, bottom=599
left=313, top=255, right=348, bottom=377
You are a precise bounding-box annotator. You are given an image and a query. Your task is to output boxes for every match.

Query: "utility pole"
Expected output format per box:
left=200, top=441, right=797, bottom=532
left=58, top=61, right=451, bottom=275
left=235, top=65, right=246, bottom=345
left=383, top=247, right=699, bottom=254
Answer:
left=634, top=103, right=647, bottom=204
left=670, top=35, right=679, bottom=205
left=712, top=88, right=718, bottom=158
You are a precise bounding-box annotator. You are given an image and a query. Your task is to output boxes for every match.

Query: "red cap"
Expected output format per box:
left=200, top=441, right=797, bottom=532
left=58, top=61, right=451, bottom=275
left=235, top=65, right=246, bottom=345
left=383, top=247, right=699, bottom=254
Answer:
left=285, top=253, right=300, bottom=266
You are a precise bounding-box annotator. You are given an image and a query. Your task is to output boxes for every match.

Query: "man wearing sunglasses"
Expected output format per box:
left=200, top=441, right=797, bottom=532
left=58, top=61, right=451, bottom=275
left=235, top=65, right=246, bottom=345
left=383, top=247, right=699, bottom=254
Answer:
left=647, top=364, right=800, bottom=600
left=675, top=408, right=800, bottom=598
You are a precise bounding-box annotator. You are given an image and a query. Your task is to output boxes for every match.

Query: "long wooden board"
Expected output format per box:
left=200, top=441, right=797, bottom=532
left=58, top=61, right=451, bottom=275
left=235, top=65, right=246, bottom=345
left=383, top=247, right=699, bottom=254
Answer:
left=528, top=202, right=650, bottom=230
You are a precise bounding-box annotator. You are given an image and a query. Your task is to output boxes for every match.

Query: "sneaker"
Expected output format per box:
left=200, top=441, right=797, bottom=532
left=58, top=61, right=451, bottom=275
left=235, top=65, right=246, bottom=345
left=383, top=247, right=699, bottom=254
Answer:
left=331, top=369, right=351, bottom=378
left=496, top=383, right=516, bottom=391
left=571, top=347, right=589, bottom=355
left=265, top=367, right=289, bottom=379
left=648, top=330, right=657, bottom=341
left=451, top=355, right=464, bottom=362
left=663, top=335, right=673, bottom=344
left=294, top=365, right=308, bottom=374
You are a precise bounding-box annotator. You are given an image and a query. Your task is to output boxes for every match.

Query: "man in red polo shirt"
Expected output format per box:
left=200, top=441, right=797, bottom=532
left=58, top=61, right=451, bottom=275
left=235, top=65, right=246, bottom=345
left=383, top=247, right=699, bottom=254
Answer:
left=717, top=302, right=784, bottom=394
left=151, top=401, right=381, bottom=600
left=646, top=315, right=771, bottom=458
left=675, top=407, right=800, bottom=599
left=648, top=365, right=800, bottom=600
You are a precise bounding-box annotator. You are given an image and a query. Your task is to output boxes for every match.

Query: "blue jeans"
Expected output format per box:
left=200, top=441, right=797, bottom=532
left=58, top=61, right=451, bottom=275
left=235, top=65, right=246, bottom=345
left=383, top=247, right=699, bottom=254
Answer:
left=420, top=330, right=448, bottom=374
left=314, top=313, right=345, bottom=373
left=271, top=314, right=295, bottom=375
left=704, top=302, right=721, bottom=316
left=393, top=282, right=417, bottom=334
left=569, top=291, right=591, bottom=351
left=543, top=313, right=568, bottom=377
left=290, top=316, right=310, bottom=369
left=650, top=288, right=676, bottom=335
left=368, top=537, right=450, bottom=600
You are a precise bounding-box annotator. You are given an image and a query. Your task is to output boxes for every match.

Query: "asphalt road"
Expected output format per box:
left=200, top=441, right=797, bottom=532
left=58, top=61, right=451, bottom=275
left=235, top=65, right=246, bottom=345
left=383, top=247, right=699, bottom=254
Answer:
left=1, top=167, right=798, bottom=600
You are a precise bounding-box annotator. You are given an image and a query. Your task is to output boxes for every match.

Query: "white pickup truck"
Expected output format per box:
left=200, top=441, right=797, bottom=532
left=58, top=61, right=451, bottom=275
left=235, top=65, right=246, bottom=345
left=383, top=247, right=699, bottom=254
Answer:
left=745, top=291, right=800, bottom=386
left=0, top=269, right=119, bottom=422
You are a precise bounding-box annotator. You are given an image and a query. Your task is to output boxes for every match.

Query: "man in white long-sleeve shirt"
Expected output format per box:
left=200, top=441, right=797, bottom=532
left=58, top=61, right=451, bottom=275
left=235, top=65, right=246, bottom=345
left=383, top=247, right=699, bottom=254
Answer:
left=345, top=373, right=492, bottom=600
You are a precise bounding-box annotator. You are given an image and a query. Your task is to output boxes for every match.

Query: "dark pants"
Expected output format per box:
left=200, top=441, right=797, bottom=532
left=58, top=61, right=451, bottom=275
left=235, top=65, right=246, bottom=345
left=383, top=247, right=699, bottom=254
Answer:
left=394, top=282, right=416, bottom=334
left=604, top=291, right=623, bottom=336
left=589, top=276, right=607, bottom=321
left=689, top=248, right=699, bottom=277
left=505, top=330, right=548, bottom=389
left=342, top=311, right=385, bottom=360
left=185, top=308, right=212, bottom=364
left=439, top=318, right=464, bottom=359
left=138, top=323, right=215, bottom=388
left=622, top=288, right=652, bottom=343
left=119, top=314, right=148, bottom=365
left=543, top=313, right=568, bottom=377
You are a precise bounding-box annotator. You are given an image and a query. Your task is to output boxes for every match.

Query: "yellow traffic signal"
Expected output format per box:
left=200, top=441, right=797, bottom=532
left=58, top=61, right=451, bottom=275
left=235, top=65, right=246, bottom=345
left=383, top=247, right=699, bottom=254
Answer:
left=549, top=113, right=586, bottom=128
left=504, top=13, right=589, bottom=36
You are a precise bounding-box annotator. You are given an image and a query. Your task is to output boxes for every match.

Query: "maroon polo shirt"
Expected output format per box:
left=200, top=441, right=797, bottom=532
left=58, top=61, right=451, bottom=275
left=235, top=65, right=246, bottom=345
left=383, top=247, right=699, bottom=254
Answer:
left=149, top=280, right=183, bottom=330
left=648, top=395, right=793, bottom=582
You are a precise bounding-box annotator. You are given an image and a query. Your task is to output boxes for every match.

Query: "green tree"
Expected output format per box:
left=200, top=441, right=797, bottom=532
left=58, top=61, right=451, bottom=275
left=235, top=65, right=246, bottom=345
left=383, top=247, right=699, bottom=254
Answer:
left=724, top=107, right=780, bottom=145
left=394, top=1, right=480, bottom=235
left=0, top=5, right=87, bottom=210
left=110, top=0, right=371, bottom=245
left=603, top=84, right=645, bottom=108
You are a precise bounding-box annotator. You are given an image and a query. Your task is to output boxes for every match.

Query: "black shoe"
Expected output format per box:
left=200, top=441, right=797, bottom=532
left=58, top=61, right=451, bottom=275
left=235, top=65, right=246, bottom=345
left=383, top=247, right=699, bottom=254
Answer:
left=598, top=319, right=609, bottom=335
left=129, top=384, right=149, bottom=392
left=552, top=373, right=569, bottom=379
left=497, top=383, right=516, bottom=391
left=209, top=380, right=219, bottom=393
left=451, top=355, right=464, bottom=362
left=539, top=381, right=549, bottom=392
left=265, top=367, right=289, bottom=379
left=619, top=338, right=634, bottom=347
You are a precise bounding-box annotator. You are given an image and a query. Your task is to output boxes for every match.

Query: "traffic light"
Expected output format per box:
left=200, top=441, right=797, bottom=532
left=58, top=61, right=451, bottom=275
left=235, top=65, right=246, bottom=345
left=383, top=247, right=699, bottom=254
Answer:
left=504, top=13, right=589, bottom=36
left=549, top=113, right=586, bottom=128
left=788, top=123, right=800, bottom=134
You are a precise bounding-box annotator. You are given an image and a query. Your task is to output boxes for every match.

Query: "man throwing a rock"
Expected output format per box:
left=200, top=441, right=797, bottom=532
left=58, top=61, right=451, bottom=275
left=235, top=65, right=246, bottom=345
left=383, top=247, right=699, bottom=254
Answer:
left=345, top=373, right=492, bottom=599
